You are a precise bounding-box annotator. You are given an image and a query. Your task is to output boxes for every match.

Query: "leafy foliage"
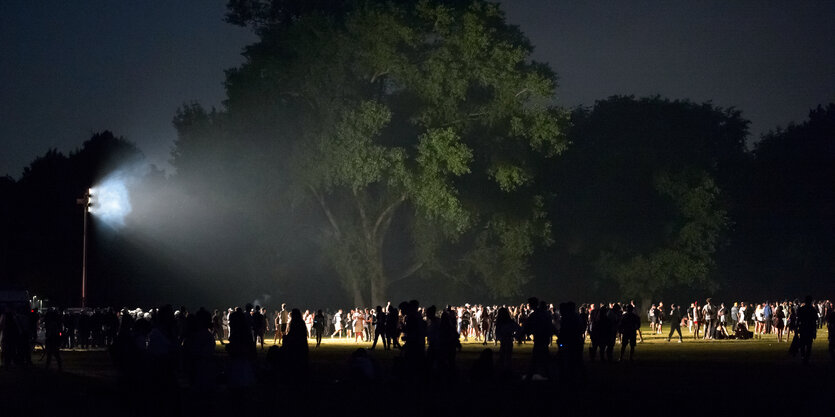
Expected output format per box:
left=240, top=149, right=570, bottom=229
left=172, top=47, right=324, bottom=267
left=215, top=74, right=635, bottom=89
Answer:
left=173, top=0, right=566, bottom=304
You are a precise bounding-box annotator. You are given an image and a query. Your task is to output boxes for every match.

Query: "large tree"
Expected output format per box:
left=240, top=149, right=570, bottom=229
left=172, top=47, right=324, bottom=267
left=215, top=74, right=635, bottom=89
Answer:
left=173, top=0, right=566, bottom=305
left=732, top=104, right=835, bottom=296
left=546, top=96, right=748, bottom=306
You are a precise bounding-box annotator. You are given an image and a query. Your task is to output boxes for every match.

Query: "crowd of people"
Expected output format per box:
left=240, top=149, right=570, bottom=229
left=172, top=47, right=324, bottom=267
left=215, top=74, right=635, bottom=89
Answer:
left=0, top=296, right=832, bottom=383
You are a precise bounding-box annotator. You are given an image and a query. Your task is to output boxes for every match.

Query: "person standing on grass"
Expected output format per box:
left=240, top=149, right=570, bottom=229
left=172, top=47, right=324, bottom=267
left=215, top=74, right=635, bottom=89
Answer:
left=774, top=305, right=786, bottom=343
left=353, top=309, right=365, bottom=343
left=667, top=304, right=683, bottom=343
left=796, top=296, right=818, bottom=364
left=738, top=303, right=748, bottom=330
left=313, top=309, right=325, bottom=347
left=627, top=301, right=643, bottom=343
left=619, top=304, right=640, bottom=361
left=649, top=304, right=658, bottom=334
left=524, top=298, right=554, bottom=380
left=272, top=310, right=282, bottom=344
left=717, top=303, right=729, bottom=338
left=43, top=308, right=62, bottom=371
left=252, top=306, right=266, bottom=349
left=279, top=304, right=290, bottom=338
left=702, top=298, right=715, bottom=340
left=370, top=306, right=387, bottom=351
left=331, top=309, right=343, bottom=338
left=754, top=304, right=765, bottom=339
left=690, top=302, right=701, bottom=339
left=730, top=302, right=739, bottom=328
left=589, top=304, right=610, bottom=361
left=386, top=305, right=401, bottom=349
left=211, top=309, right=225, bottom=345
left=494, top=307, right=519, bottom=371
left=825, top=301, right=835, bottom=361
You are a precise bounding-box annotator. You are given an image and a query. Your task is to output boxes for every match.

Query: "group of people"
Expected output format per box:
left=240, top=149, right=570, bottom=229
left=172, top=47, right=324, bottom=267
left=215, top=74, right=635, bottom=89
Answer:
left=1, top=296, right=833, bottom=383
left=645, top=298, right=832, bottom=348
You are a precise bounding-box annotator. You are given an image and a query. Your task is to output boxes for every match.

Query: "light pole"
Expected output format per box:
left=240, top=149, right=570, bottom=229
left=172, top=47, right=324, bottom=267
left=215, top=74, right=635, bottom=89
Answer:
left=76, top=188, right=92, bottom=309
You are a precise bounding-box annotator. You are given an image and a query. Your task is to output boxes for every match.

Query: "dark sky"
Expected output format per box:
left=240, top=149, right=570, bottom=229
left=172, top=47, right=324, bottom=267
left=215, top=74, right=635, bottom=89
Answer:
left=2, top=0, right=834, bottom=178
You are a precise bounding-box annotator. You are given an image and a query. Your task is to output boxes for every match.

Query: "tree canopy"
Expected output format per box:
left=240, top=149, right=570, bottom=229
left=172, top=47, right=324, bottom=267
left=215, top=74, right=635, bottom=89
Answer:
left=172, top=0, right=567, bottom=305
left=545, top=96, right=749, bottom=303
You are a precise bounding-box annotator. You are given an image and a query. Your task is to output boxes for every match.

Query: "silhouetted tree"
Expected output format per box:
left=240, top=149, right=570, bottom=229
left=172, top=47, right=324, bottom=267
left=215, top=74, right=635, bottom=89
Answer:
left=733, top=104, right=835, bottom=295
left=7, top=131, right=146, bottom=306
left=545, top=96, right=749, bottom=306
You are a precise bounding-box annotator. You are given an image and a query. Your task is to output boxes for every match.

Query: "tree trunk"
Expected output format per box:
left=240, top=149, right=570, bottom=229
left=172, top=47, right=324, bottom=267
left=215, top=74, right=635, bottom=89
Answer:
left=367, top=242, right=387, bottom=307
left=641, top=296, right=652, bottom=318
left=352, top=278, right=366, bottom=307
left=371, top=278, right=387, bottom=308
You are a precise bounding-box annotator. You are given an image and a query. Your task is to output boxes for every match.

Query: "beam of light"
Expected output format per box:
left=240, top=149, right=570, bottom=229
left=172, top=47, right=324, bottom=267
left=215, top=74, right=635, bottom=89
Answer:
left=90, top=175, right=132, bottom=227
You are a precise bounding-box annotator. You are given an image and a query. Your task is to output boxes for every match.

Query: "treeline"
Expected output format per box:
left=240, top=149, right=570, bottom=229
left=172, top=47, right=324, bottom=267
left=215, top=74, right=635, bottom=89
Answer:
left=1, top=100, right=832, bottom=307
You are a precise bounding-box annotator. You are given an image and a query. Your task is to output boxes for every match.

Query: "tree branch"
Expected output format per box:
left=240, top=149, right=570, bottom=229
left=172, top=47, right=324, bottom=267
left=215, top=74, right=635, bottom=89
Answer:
left=353, top=189, right=372, bottom=240
left=372, top=193, right=406, bottom=238
left=388, top=261, right=425, bottom=285
left=370, top=69, right=390, bottom=84
left=310, top=186, right=341, bottom=238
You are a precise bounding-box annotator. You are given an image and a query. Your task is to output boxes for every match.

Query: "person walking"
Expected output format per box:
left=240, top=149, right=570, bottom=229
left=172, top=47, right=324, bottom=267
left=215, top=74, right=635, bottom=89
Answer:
left=330, top=309, right=343, bottom=338
left=666, top=304, right=683, bottom=343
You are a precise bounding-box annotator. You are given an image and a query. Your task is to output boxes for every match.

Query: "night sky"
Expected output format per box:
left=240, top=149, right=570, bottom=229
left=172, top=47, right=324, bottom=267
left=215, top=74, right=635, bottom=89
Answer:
left=2, top=0, right=834, bottom=178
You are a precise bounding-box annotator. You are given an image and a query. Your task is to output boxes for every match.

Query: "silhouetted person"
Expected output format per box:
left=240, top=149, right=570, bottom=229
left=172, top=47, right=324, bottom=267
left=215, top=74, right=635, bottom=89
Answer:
left=524, top=298, right=554, bottom=380
left=437, top=308, right=461, bottom=381
left=111, top=308, right=141, bottom=386
left=252, top=305, right=266, bottom=349
left=494, top=307, right=519, bottom=371
left=182, top=308, right=216, bottom=392
left=558, top=302, right=584, bottom=382
left=227, top=306, right=256, bottom=389
left=281, top=308, right=309, bottom=383
left=313, top=309, right=325, bottom=347
left=825, top=302, right=835, bottom=361
left=146, top=305, right=180, bottom=411
left=425, top=305, right=440, bottom=370
left=666, top=304, right=683, bottom=342
left=796, top=296, right=818, bottom=364
left=402, top=300, right=426, bottom=377
left=43, top=308, right=62, bottom=371
left=469, top=348, right=494, bottom=381
left=370, top=305, right=388, bottom=351
left=589, top=305, right=611, bottom=361
left=619, top=304, right=640, bottom=361
left=386, top=305, right=401, bottom=349
left=211, top=309, right=225, bottom=345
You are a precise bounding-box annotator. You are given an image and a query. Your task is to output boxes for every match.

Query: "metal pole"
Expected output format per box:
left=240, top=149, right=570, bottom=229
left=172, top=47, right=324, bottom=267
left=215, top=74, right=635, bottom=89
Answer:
left=81, top=194, right=88, bottom=309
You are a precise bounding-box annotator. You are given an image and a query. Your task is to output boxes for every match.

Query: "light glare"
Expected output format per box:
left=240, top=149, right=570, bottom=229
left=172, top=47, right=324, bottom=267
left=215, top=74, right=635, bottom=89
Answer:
left=90, top=176, right=131, bottom=227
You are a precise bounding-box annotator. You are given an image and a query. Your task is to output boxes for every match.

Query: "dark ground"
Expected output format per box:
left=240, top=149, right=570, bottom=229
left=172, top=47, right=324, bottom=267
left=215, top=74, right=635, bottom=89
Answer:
left=1, top=328, right=832, bottom=416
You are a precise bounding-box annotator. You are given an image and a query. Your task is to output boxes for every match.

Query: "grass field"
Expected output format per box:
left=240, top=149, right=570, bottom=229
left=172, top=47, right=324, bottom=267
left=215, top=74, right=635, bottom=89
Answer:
left=1, top=325, right=831, bottom=415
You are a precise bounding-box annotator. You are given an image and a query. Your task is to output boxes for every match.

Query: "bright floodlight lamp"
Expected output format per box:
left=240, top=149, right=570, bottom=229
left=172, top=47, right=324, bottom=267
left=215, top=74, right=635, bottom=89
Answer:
left=75, top=177, right=133, bottom=308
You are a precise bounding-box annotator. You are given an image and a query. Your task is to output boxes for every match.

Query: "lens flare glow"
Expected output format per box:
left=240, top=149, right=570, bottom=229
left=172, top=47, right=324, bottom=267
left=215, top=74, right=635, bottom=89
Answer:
left=90, top=176, right=132, bottom=227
